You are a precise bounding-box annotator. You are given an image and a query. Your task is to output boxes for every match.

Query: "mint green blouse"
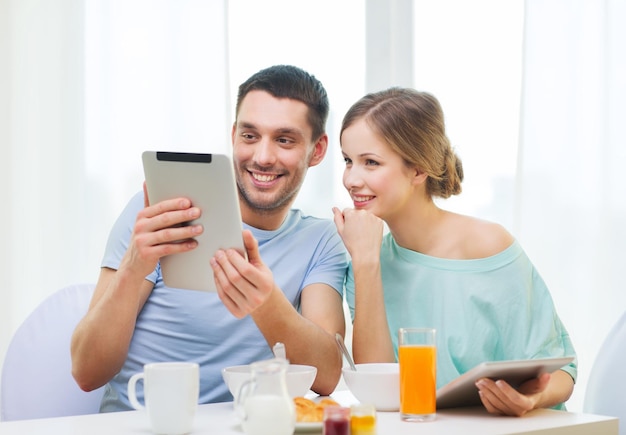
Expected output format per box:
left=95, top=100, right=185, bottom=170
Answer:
left=345, top=235, right=577, bottom=408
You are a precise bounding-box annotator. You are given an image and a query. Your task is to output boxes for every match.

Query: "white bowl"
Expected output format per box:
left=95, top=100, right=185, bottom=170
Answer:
left=342, top=363, right=400, bottom=411
left=222, top=363, right=317, bottom=400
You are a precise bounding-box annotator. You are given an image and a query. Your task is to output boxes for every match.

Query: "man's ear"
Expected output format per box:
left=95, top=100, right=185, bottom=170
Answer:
left=231, top=123, right=237, bottom=145
left=308, top=134, right=328, bottom=168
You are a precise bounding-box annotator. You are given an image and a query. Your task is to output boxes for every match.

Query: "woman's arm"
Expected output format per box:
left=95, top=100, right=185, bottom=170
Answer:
left=475, top=369, right=575, bottom=416
left=333, top=207, right=395, bottom=363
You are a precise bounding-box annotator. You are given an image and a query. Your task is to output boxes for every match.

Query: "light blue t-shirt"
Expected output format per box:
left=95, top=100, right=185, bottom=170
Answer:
left=99, top=191, right=348, bottom=412
left=345, top=234, right=577, bottom=407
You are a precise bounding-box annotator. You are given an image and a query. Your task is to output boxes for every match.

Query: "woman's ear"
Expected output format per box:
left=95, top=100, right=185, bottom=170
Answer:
left=412, top=167, right=428, bottom=186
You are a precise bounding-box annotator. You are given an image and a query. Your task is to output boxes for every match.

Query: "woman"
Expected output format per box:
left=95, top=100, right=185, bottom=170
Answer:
left=332, top=88, right=576, bottom=416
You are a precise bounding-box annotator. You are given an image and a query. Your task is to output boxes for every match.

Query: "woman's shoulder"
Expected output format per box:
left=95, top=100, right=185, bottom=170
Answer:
left=446, top=213, right=514, bottom=259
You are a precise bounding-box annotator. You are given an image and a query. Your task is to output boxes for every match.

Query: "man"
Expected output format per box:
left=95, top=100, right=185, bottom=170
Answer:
left=71, top=65, right=348, bottom=411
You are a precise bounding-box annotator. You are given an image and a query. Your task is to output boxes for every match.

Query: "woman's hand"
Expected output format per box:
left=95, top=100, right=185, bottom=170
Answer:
left=475, top=373, right=551, bottom=416
left=332, top=207, right=384, bottom=263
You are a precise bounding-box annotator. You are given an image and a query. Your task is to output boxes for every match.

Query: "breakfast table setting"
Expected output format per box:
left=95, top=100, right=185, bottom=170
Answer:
left=0, top=387, right=617, bottom=435
left=0, top=338, right=618, bottom=435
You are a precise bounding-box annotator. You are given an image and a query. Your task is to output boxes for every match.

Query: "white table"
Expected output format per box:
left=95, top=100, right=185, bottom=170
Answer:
left=0, top=390, right=618, bottom=435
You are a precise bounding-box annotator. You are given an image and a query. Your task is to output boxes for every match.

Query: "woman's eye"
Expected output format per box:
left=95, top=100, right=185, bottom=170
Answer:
left=365, top=159, right=379, bottom=166
left=343, top=157, right=352, bottom=164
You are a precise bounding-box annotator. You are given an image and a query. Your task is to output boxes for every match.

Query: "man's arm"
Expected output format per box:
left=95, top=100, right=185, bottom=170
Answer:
left=71, top=188, right=204, bottom=391
left=211, top=230, right=345, bottom=396
left=71, top=267, right=153, bottom=391
left=252, top=283, right=345, bottom=396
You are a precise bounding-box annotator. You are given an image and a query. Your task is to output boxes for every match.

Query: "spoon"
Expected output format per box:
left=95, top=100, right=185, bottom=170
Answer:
left=273, top=342, right=287, bottom=360
left=335, top=333, right=357, bottom=371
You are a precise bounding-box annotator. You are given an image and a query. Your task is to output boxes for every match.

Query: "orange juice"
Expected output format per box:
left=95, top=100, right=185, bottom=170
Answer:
left=399, top=344, right=436, bottom=416
left=350, top=403, right=376, bottom=435
left=350, top=415, right=376, bottom=435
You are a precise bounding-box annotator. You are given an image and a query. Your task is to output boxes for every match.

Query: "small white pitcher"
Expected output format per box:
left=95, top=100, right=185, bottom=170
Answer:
left=236, top=358, right=296, bottom=435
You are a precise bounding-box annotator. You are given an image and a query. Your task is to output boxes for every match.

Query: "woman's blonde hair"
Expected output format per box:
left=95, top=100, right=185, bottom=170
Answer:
left=340, top=87, right=463, bottom=198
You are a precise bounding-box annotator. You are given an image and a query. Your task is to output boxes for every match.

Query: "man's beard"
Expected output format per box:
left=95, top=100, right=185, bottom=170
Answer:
left=236, top=179, right=300, bottom=215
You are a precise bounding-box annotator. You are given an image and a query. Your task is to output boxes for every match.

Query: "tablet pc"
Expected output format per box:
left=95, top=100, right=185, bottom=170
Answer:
left=435, top=356, right=574, bottom=409
left=142, top=151, right=245, bottom=292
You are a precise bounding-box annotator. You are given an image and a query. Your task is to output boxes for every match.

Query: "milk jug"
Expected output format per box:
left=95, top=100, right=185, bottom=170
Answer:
left=236, top=358, right=296, bottom=435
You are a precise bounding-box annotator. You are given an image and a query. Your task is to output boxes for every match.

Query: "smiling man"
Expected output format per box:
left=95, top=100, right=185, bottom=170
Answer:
left=71, top=65, right=348, bottom=412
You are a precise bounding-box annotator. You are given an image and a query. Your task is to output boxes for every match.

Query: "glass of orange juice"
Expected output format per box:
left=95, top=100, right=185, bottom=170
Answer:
left=398, top=327, right=436, bottom=422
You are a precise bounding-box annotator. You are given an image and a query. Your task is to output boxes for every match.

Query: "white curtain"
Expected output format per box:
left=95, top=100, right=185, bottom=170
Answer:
left=519, top=0, right=626, bottom=410
left=1, top=0, right=87, bottom=364
left=0, top=0, right=229, bottom=370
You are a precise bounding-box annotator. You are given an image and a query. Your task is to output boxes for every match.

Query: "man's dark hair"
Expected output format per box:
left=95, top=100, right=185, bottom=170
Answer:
left=235, top=65, right=329, bottom=141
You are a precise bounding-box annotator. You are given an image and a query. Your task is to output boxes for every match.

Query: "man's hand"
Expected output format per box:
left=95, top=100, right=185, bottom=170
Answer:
left=211, top=229, right=275, bottom=318
left=120, top=183, right=203, bottom=278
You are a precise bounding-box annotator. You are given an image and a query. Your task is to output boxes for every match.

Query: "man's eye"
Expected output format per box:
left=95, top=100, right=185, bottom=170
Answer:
left=277, top=137, right=293, bottom=144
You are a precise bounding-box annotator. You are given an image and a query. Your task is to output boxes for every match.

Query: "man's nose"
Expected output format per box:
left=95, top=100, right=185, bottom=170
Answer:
left=253, top=138, right=277, bottom=166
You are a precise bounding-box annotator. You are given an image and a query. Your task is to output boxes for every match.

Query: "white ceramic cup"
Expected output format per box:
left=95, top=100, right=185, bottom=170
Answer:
left=128, top=362, right=199, bottom=435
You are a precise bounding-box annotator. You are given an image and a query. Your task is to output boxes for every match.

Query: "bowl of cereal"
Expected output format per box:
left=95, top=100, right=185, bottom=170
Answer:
left=342, top=363, right=400, bottom=411
left=222, top=363, right=317, bottom=401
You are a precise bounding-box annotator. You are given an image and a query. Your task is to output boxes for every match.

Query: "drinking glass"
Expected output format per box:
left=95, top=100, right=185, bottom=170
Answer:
left=398, top=327, right=436, bottom=422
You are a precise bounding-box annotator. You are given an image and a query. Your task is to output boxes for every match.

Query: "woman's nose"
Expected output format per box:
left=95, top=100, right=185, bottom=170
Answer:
left=343, top=167, right=363, bottom=190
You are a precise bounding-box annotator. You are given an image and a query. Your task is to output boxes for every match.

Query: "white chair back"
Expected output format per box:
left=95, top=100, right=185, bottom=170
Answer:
left=0, top=283, right=105, bottom=421
left=583, top=311, right=626, bottom=435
